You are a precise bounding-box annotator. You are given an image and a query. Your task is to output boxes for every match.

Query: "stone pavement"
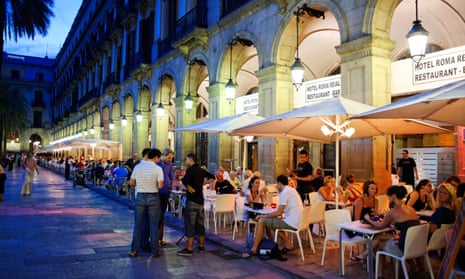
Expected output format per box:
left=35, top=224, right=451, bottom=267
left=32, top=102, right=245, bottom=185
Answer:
left=0, top=166, right=443, bottom=279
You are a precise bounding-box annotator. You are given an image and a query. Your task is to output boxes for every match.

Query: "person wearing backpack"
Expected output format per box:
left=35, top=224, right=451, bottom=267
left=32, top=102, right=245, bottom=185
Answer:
left=242, top=174, right=303, bottom=258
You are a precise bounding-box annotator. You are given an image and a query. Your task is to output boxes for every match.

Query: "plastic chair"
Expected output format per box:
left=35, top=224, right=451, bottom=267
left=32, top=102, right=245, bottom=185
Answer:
left=427, top=223, right=453, bottom=256
left=309, top=192, right=320, bottom=206
left=320, top=209, right=367, bottom=276
left=232, top=196, right=246, bottom=240
left=212, top=194, right=236, bottom=236
left=375, top=223, right=434, bottom=279
left=274, top=206, right=313, bottom=261
left=309, top=201, right=326, bottom=241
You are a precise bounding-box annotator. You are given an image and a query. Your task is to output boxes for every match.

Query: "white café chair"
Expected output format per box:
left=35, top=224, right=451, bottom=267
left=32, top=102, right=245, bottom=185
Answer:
left=321, top=209, right=367, bottom=276
left=274, top=206, right=313, bottom=261
left=212, top=194, right=236, bottom=236
left=309, top=192, right=320, bottom=206
left=232, top=195, right=246, bottom=240
left=309, top=201, right=326, bottom=241
left=375, top=223, right=434, bottom=279
left=427, top=223, right=453, bottom=257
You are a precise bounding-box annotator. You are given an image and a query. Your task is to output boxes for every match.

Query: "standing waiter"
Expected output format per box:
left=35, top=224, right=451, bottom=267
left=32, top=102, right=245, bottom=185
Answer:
left=288, top=149, right=313, bottom=202
left=397, top=149, right=418, bottom=187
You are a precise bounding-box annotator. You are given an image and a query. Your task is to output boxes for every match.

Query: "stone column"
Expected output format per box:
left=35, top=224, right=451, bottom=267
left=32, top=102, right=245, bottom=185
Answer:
left=135, top=111, right=149, bottom=152
left=336, top=36, right=395, bottom=193
left=206, top=82, right=235, bottom=172
left=174, top=96, right=196, bottom=165
left=121, top=115, right=134, bottom=160
left=255, top=64, right=294, bottom=183
left=151, top=104, right=169, bottom=150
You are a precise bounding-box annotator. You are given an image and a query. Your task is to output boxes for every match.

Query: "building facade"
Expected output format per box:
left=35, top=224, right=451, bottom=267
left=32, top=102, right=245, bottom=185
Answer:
left=28, top=0, right=465, bottom=189
left=1, top=53, right=54, bottom=153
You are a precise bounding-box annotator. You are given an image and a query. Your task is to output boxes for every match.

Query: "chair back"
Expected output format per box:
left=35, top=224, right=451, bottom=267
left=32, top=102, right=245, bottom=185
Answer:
left=309, top=192, right=320, bottom=205
left=214, top=194, right=236, bottom=213
left=403, top=223, right=430, bottom=258
left=235, top=196, right=246, bottom=221
left=376, top=194, right=390, bottom=211
left=324, top=209, right=352, bottom=239
left=296, top=206, right=312, bottom=231
left=309, top=201, right=326, bottom=224
left=427, top=223, right=453, bottom=252
left=266, top=184, right=278, bottom=193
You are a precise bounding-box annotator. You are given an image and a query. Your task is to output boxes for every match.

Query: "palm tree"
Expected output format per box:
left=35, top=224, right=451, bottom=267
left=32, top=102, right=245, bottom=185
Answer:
left=0, top=81, right=31, bottom=156
left=0, top=0, right=54, bottom=70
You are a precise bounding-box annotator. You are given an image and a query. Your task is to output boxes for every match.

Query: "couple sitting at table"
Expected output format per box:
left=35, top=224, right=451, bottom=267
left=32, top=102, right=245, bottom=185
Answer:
left=242, top=175, right=302, bottom=258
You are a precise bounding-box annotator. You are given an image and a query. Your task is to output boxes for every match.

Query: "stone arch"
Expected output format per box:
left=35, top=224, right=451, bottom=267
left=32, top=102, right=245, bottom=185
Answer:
left=273, top=2, right=342, bottom=81
left=139, top=86, right=152, bottom=112
left=273, top=1, right=348, bottom=67
left=183, top=58, right=209, bottom=112
left=123, top=94, right=134, bottom=116
left=217, top=35, right=259, bottom=98
left=111, top=101, right=121, bottom=119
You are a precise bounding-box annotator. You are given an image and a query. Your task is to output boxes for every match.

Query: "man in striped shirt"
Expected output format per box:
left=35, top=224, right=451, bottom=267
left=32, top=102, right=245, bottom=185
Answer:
left=128, top=148, right=164, bottom=259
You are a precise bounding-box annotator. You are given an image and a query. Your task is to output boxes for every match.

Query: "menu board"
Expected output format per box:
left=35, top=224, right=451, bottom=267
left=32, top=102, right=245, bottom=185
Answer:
left=437, top=201, right=465, bottom=278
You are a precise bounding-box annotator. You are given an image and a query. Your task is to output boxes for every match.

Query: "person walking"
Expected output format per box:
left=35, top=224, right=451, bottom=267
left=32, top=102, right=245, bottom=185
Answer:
left=176, top=153, right=215, bottom=256
left=397, top=149, right=419, bottom=187
left=157, top=148, right=175, bottom=247
left=20, top=153, right=39, bottom=196
left=0, top=163, right=6, bottom=201
left=128, top=148, right=164, bottom=259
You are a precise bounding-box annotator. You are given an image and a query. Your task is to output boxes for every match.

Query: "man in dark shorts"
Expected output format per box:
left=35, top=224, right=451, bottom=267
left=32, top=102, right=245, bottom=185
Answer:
left=176, top=154, right=215, bottom=256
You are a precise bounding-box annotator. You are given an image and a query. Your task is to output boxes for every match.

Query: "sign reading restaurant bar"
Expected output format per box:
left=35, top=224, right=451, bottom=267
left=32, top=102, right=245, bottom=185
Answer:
left=392, top=44, right=465, bottom=95
left=413, top=45, right=465, bottom=84
left=236, top=93, right=259, bottom=115
left=294, top=74, right=341, bottom=108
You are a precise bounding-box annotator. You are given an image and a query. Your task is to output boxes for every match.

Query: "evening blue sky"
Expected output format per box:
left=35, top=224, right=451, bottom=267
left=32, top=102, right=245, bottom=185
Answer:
left=4, top=0, right=82, bottom=58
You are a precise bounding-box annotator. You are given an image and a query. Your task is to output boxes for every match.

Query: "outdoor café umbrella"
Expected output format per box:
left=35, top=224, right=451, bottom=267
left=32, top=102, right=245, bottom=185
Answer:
left=231, top=96, right=450, bottom=207
left=354, top=78, right=465, bottom=126
left=175, top=112, right=265, bottom=171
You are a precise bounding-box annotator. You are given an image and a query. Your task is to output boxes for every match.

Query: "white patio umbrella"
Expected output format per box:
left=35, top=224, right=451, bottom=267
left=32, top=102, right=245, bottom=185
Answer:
left=175, top=112, right=264, bottom=133
left=231, top=96, right=450, bottom=207
left=175, top=112, right=265, bottom=172
left=354, top=78, right=465, bottom=126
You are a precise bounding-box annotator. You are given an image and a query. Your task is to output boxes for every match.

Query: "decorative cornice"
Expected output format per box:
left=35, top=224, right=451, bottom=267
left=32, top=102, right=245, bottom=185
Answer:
left=172, top=29, right=209, bottom=58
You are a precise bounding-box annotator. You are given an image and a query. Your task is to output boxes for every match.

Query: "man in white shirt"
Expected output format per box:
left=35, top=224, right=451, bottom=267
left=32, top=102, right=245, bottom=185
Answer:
left=243, top=174, right=303, bottom=257
left=128, top=148, right=164, bottom=259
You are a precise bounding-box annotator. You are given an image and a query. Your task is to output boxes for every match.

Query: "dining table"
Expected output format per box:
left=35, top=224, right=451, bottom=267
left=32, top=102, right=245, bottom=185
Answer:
left=416, top=209, right=434, bottom=218
left=336, top=220, right=395, bottom=279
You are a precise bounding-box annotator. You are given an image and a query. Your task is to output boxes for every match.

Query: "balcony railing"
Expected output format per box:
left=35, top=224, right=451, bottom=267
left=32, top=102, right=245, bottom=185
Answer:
left=77, top=88, right=99, bottom=107
left=175, top=6, right=208, bottom=41
left=221, top=0, right=252, bottom=18
left=130, top=50, right=151, bottom=72
left=103, top=72, right=120, bottom=90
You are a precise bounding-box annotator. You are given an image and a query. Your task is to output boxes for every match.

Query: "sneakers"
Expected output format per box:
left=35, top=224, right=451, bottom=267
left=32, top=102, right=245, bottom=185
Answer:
left=128, top=251, right=138, bottom=258
left=176, top=248, right=194, bottom=256
left=197, top=246, right=205, bottom=253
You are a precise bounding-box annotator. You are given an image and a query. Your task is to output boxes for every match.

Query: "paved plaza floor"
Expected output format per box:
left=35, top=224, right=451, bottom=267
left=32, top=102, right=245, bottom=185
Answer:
left=0, top=166, right=445, bottom=278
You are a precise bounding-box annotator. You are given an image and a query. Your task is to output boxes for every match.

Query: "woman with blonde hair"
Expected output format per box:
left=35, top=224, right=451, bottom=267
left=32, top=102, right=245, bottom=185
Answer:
left=317, top=176, right=344, bottom=202
left=429, top=183, right=456, bottom=234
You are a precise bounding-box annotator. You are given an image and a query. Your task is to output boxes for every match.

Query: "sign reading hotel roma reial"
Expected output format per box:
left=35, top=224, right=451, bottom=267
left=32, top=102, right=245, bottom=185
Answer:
left=236, top=93, right=259, bottom=115
left=413, top=46, right=465, bottom=84
left=304, top=74, right=341, bottom=102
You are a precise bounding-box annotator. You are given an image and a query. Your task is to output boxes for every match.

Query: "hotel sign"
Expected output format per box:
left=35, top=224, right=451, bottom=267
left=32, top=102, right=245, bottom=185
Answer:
left=413, top=46, right=465, bottom=85
left=236, top=93, right=259, bottom=115
left=303, top=74, right=341, bottom=102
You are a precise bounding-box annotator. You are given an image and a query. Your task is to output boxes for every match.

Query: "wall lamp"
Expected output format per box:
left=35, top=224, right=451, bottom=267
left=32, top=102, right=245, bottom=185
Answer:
left=406, top=0, right=429, bottom=63
left=109, top=119, right=115, bottom=130
left=157, top=74, right=172, bottom=117
left=135, top=110, right=143, bottom=122
left=225, top=37, right=254, bottom=102
left=89, top=126, right=95, bottom=134
left=291, top=4, right=324, bottom=90
left=121, top=115, right=128, bottom=126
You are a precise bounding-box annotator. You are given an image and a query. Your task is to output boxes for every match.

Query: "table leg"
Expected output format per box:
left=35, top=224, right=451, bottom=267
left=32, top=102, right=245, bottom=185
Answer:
left=339, top=228, right=343, bottom=276
left=367, top=237, right=373, bottom=279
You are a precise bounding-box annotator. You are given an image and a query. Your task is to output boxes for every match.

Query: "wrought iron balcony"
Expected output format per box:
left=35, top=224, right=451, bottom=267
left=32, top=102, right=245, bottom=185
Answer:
left=221, top=0, right=253, bottom=18
left=175, top=6, right=208, bottom=41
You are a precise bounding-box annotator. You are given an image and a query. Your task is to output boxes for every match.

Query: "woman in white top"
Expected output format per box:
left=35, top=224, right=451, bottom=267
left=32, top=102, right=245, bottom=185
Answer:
left=245, top=176, right=266, bottom=204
